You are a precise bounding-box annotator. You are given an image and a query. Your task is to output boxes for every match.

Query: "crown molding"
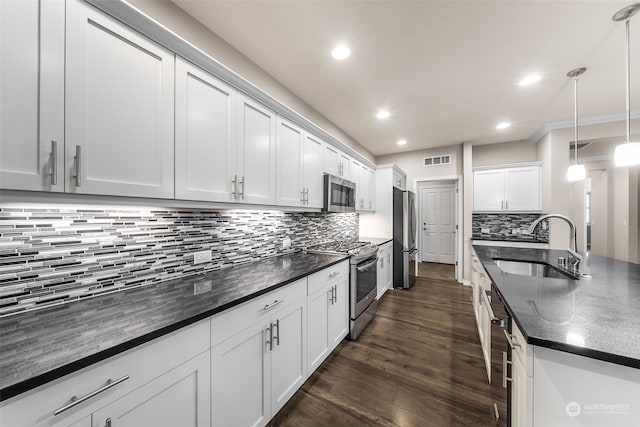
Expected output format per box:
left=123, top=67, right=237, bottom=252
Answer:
left=527, top=111, right=640, bottom=145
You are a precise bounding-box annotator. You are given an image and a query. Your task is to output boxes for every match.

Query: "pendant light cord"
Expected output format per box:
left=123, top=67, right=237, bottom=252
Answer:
left=626, top=19, right=631, bottom=142
left=574, top=76, right=579, bottom=164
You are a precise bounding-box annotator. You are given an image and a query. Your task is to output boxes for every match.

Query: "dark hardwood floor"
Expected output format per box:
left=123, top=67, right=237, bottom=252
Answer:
left=268, top=262, right=494, bottom=427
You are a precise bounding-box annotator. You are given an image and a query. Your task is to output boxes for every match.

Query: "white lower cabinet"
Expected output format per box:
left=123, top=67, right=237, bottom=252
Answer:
left=91, top=351, right=211, bottom=427
left=0, top=321, right=210, bottom=427
left=307, top=261, right=349, bottom=373
left=376, top=242, right=392, bottom=299
left=210, top=278, right=307, bottom=427
left=2, top=264, right=353, bottom=427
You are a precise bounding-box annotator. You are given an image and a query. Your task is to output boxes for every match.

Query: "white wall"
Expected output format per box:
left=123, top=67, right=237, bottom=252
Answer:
left=472, top=140, right=538, bottom=167
left=127, top=0, right=375, bottom=163
left=375, top=144, right=462, bottom=186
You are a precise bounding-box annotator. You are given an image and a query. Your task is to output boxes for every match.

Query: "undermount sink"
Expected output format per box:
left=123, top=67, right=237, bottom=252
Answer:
left=494, top=259, right=577, bottom=280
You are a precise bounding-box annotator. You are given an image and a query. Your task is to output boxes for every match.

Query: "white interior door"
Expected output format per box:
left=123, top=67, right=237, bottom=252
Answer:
left=420, top=185, right=456, bottom=264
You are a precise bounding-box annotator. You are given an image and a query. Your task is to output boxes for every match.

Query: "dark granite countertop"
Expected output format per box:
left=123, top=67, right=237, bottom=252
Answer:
left=473, top=245, right=640, bottom=369
left=0, top=252, right=348, bottom=401
left=472, top=236, right=549, bottom=244
left=359, top=237, right=392, bottom=246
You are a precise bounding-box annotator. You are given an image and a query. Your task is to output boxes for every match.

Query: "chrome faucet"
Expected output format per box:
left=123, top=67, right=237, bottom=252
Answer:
left=528, top=214, right=583, bottom=272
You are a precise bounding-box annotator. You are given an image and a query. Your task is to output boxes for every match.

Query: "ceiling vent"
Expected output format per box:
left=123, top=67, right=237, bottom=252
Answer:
left=424, top=154, right=451, bottom=166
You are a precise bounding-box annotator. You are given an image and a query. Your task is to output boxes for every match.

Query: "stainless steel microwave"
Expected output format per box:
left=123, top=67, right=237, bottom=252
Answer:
left=323, top=174, right=356, bottom=212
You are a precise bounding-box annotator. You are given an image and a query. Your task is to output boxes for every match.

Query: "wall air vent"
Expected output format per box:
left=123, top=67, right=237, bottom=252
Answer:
left=424, top=155, right=451, bottom=166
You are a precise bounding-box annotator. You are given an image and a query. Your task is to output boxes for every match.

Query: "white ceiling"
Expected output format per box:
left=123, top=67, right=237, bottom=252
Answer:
left=171, top=0, right=640, bottom=157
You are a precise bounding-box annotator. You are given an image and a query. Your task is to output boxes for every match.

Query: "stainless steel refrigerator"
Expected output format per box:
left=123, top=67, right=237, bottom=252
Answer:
left=393, top=187, right=417, bottom=289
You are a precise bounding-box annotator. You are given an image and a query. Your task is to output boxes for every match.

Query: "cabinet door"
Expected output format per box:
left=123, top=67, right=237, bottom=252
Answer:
left=323, top=144, right=339, bottom=176
left=360, top=164, right=370, bottom=211
left=276, top=118, right=304, bottom=207
left=270, top=299, right=306, bottom=415
left=511, top=354, right=528, bottom=427
left=385, top=248, right=393, bottom=290
left=302, top=133, right=324, bottom=208
left=175, top=58, right=236, bottom=203
left=376, top=247, right=386, bottom=298
left=307, top=288, right=330, bottom=373
left=328, top=277, right=349, bottom=349
left=237, top=94, right=277, bottom=205
left=0, top=0, right=64, bottom=192
left=351, top=160, right=362, bottom=210
left=504, top=166, right=541, bottom=211
left=91, top=351, right=210, bottom=427
left=339, top=152, right=352, bottom=180
left=473, top=169, right=505, bottom=211
left=65, top=0, right=174, bottom=199
left=368, top=168, right=376, bottom=211
left=211, top=321, right=270, bottom=427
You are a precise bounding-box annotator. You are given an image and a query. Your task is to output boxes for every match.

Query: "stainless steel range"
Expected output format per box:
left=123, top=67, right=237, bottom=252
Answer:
left=305, top=241, right=378, bottom=339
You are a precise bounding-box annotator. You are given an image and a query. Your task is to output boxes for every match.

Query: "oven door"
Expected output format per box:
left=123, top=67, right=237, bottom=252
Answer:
left=351, top=256, right=377, bottom=318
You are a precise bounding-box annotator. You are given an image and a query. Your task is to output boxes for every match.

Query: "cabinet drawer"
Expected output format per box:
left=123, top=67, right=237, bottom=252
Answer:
left=0, top=319, right=209, bottom=427
left=307, top=260, right=349, bottom=296
left=211, top=278, right=306, bottom=345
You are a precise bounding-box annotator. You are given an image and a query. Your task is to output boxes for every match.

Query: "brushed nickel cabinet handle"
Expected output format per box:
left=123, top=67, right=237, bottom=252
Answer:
left=305, top=188, right=309, bottom=204
left=74, top=145, right=81, bottom=187
left=105, top=418, right=112, bottom=427
left=50, top=140, right=58, bottom=185
left=53, top=376, right=129, bottom=416
left=266, top=326, right=272, bottom=351
left=301, top=189, right=305, bottom=202
left=505, top=200, right=508, bottom=210
left=239, top=176, right=244, bottom=199
left=231, top=175, right=237, bottom=199
left=273, top=319, right=280, bottom=346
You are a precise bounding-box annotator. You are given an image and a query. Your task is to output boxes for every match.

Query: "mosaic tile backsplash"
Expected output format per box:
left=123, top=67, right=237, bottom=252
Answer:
left=472, top=213, right=549, bottom=241
left=0, top=207, right=358, bottom=316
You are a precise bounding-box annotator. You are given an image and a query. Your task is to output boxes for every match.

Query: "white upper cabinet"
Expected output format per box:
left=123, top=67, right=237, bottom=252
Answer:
left=504, top=166, right=541, bottom=211
left=473, top=165, right=541, bottom=212
left=65, top=0, right=175, bottom=199
left=175, top=58, right=236, bottom=203
left=0, top=0, right=64, bottom=192
left=276, top=117, right=324, bottom=208
left=302, top=133, right=324, bottom=208
left=323, top=144, right=340, bottom=176
left=323, top=144, right=352, bottom=179
left=360, top=163, right=370, bottom=211
left=368, top=167, right=376, bottom=211
left=276, top=117, right=304, bottom=206
left=237, top=94, right=277, bottom=205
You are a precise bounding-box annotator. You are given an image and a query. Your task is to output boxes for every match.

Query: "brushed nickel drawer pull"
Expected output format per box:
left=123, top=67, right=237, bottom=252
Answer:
left=266, top=325, right=272, bottom=351
left=239, top=176, right=244, bottom=200
left=263, top=299, right=284, bottom=311
left=50, top=140, right=58, bottom=185
left=53, top=375, right=129, bottom=416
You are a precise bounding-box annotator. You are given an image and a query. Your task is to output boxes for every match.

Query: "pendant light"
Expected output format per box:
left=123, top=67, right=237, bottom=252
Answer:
left=612, top=3, right=640, bottom=167
left=567, top=67, right=587, bottom=182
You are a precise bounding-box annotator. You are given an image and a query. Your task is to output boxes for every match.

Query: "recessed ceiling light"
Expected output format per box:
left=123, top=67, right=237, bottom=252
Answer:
left=496, top=122, right=511, bottom=130
left=376, top=110, right=390, bottom=119
left=397, top=139, right=407, bottom=146
left=518, top=75, right=541, bottom=86
left=331, top=45, right=351, bottom=60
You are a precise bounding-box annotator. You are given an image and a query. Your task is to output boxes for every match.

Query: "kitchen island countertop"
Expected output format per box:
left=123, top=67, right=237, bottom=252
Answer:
left=0, top=251, right=347, bottom=401
left=473, top=245, right=640, bottom=369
